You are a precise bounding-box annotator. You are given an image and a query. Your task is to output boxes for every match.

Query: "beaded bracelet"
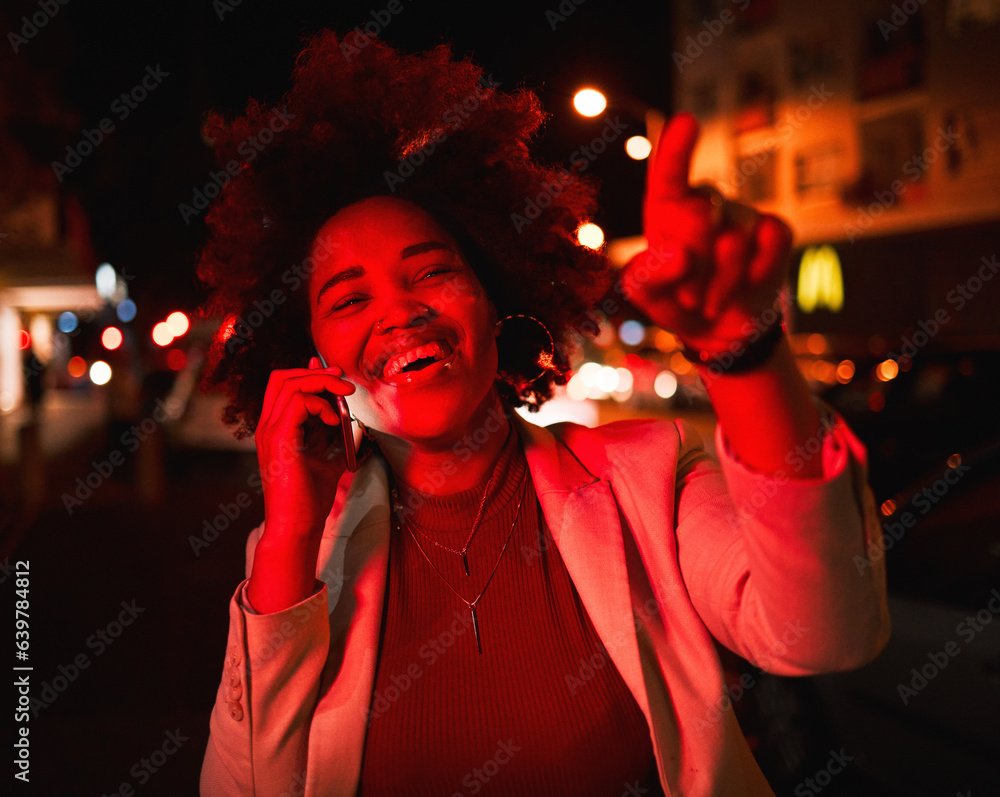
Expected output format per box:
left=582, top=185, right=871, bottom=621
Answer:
left=681, top=313, right=785, bottom=375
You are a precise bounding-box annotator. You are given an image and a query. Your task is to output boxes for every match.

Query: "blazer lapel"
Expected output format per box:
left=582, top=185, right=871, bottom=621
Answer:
left=308, top=456, right=393, bottom=797
left=512, top=415, right=651, bottom=721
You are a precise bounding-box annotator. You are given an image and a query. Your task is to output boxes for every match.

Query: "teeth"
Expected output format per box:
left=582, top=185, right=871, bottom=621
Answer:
left=382, top=340, right=451, bottom=379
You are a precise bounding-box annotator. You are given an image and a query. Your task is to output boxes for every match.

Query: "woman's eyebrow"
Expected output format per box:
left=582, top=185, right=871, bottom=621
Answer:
left=314, top=242, right=457, bottom=306
left=315, top=265, right=365, bottom=306
left=400, top=241, right=455, bottom=259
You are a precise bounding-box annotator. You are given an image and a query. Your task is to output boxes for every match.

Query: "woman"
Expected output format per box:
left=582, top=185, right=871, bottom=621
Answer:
left=197, top=31, right=890, bottom=796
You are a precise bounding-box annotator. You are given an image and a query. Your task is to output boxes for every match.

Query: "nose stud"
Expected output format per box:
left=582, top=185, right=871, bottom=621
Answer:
left=375, top=305, right=432, bottom=335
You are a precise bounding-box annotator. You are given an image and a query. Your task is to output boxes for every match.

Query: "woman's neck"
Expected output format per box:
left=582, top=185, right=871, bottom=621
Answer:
left=372, top=388, right=514, bottom=496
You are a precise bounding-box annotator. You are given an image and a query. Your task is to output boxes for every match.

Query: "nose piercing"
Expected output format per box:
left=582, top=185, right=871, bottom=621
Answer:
left=375, top=305, right=432, bottom=335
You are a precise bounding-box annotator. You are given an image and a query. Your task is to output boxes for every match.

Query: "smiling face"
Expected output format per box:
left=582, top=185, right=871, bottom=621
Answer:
left=308, top=196, right=501, bottom=445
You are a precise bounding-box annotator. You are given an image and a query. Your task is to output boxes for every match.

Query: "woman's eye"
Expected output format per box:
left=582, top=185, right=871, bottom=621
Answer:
left=330, top=296, right=365, bottom=312
left=421, top=267, right=451, bottom=280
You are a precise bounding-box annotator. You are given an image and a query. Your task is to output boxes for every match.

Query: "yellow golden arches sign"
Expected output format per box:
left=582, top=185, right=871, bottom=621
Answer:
left=797, top=245, right=844, bottom=312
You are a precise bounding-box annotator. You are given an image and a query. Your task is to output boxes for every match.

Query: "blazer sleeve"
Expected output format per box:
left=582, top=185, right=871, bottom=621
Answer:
left=672, top=399, right=891, bottom=675
left=200, top=522, right=330, bottom=797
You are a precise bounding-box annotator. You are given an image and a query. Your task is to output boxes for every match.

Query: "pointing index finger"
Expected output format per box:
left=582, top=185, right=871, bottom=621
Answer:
left=648, top=113, right=700, bottom=203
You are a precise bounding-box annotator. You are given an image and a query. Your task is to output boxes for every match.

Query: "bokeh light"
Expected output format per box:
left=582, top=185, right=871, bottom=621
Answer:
left=96, top=263, right=117, bottom=299
left=152, top=322, right=174, bottom=347
left=573, top=88, right=607, bottom=117
left=806, top=333, right=827, bottom=354
left=876, top=359, right=899, bottom=382
left=625, top=135, right=652, bottom=160
left=68, top=356, right=87, bottom=378
left=166, top=348, right=187, bottom=371
left=89, top=360, right=112, bottom=385
left=57, top=311, right=78, bottom=333
left=654, top=371, right=678, bottom=399
left=619, top=320, right=645, bottom=346
left=166, top=311, right=190, bottom=337
left=577, top=223, right=604, bottom=249
left=102, top=327, right=123, bottom=350
left=835, top=359, right=855, bottom=384
left=116, top=299, right=137, bottom=323
left=653, top=330, right=678, bottom=352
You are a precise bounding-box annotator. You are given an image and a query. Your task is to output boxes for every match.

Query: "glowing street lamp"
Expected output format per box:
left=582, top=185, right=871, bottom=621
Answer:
left=625, top=135, right=652, bottom=160
left=577, top=222, right=605, bottom=249
left=573, top=88, right=607, bottom=117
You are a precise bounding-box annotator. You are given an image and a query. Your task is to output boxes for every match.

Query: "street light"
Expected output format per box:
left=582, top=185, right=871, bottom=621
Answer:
left=572, top=86, right=666, bottom=158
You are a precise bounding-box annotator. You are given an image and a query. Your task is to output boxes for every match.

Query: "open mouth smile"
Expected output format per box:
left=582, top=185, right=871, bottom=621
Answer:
left=381, top=339, right=455, bottom=378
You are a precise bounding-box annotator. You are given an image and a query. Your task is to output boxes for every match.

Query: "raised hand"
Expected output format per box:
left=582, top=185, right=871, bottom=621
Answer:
left=621, top=113, right=793, bottom=354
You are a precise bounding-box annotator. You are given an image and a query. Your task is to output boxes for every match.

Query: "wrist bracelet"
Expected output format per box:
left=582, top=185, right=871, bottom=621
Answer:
left=681, top=312, right=785, bottom=375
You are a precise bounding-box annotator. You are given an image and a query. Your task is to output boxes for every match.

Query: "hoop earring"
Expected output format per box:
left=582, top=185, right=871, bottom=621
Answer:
left=495, top=314, right=557, bottom=385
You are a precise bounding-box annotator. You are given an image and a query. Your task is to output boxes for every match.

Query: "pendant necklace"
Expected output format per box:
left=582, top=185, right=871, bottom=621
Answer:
left=397, top=473, right=527, bottom=654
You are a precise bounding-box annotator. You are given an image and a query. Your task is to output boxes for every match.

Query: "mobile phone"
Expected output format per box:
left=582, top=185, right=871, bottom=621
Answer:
left=314, top=349, right=358, bottom=472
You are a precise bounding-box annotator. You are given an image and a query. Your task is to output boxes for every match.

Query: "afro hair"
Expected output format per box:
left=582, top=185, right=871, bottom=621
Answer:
left=195, top=29, right=612, bottom=439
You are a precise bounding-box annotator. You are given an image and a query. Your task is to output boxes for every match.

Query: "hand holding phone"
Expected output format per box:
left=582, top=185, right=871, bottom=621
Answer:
left=315, top=349, right=358, bottom=472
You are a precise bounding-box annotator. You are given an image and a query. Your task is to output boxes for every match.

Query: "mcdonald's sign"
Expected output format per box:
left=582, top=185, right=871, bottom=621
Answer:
left=797, top=245, right=844, bottom=312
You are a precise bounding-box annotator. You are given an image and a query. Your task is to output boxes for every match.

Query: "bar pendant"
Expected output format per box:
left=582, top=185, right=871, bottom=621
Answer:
left=462, top=552, right=470, bottom=576
left=470, top=604, right=482, bottom=654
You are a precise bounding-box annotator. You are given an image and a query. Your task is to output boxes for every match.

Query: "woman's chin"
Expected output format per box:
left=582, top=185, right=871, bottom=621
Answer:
left=369, top=384, right=500, bottom=445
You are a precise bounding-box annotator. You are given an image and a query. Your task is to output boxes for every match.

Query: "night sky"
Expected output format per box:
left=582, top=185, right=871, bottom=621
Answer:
left=4, top=0, right=672, bottom=325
